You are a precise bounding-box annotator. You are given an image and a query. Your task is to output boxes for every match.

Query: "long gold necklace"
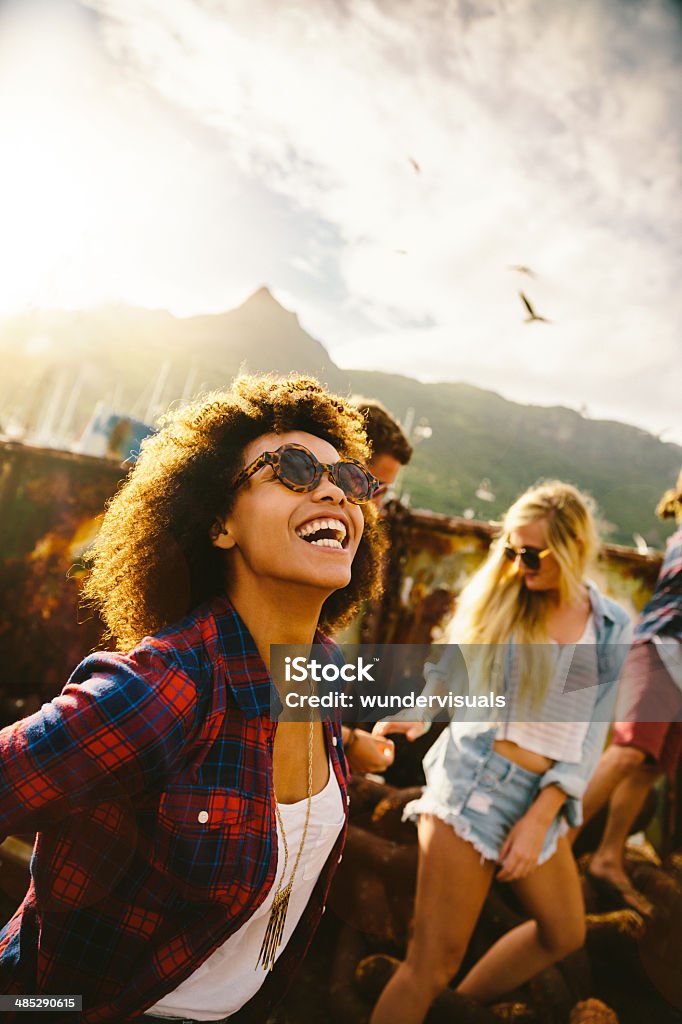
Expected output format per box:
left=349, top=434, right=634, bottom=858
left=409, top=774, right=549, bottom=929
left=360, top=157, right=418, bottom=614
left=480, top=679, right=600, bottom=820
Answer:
left=257, top=719, right=314, bottom=972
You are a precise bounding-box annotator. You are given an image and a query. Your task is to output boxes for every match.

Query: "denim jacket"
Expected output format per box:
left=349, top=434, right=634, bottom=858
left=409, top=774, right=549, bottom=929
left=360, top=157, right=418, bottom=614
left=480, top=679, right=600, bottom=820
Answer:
left=430, top=581, right=632, bottom=827
left=535, top=581, right=632, bottom=825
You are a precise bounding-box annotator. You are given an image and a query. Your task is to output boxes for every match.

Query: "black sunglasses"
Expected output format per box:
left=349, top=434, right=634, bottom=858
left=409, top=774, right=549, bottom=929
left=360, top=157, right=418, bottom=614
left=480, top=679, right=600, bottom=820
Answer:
left=503, top=544, right=551, bottom=571
left=233, top=443, right=379, bottom=504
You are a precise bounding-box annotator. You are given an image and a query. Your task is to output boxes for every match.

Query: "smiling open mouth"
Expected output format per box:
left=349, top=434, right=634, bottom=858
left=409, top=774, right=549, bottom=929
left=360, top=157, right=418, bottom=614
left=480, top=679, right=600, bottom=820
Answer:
left=295, top=517, right=348, bottom=549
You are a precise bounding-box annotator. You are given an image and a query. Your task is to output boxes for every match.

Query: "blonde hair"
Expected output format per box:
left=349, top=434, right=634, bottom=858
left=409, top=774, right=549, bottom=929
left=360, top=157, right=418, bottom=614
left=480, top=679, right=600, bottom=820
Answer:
left=656, top=467, right=682, bottom=522
left=450, top=480, right=600, bottom=709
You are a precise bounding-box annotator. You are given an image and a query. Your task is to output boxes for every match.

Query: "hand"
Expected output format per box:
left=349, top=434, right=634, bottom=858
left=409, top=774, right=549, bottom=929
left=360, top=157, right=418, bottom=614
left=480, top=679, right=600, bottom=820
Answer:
left=346, top=729, right=395, bottom=774
left=372, top=720, right=430, bottom=743
left=496, top=814, right=548, bottom=882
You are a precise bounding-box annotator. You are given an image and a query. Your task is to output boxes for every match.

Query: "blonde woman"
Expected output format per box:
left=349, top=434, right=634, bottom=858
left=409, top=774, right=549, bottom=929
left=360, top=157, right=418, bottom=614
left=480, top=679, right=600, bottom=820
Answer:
left=371, top=481, right=631, bottom=1024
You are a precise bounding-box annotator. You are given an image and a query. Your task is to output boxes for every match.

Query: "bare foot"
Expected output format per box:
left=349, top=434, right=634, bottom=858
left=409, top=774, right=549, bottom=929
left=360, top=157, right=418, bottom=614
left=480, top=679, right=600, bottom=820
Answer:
left=587, top=860, right=653, bottom=916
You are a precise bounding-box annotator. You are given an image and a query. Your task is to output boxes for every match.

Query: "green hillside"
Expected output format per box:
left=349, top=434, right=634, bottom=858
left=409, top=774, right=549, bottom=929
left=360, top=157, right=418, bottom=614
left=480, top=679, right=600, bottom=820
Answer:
left=336, top=371, right=679, bottom=548
left=1, top=290, right=678, bottom=548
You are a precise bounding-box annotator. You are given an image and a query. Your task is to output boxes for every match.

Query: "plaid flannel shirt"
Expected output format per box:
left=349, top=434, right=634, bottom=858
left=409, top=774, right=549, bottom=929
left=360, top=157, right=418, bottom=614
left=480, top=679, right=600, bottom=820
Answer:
left=0, top=596, right=349, bottom=1023
left=634, top=526, right=682, bottom=643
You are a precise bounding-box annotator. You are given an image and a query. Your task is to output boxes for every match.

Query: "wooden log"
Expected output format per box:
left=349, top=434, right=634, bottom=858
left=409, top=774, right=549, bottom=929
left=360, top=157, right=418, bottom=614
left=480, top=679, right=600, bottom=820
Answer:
left=348, top=776, right=397, bottom=819
left=585, top=909, right=645, bottom=954
left=572, top=791, right=657, bottom=858
left=423, top=992, right=501, bottom=1024
left=327, top=823, right=417, bottom=942
left=461, top=885, right=527, bottom=971
left=584, top=909, right=647, bottom=987
left=568, top=998, right=619, bottom=1024
left=328, top=924, right=372, bottom=1024
left=635, top=864, right=682, bottom=1010
left=353, top=951, right=501, bottom=1024
left=354, top=953, right=400, bottom=1001
left=556, top=947, right=592, bottom=1005
left=490, top=1004, right=538, bottom=1023
left=628, top=857, right=682, bottom=912
left=370, top=786, right=423, bottom=843
left=662, top=849, right=682, bottom=886
left=525, top=964, right=574, bottom=1024
left=391, top=988, right=500, bottom=1024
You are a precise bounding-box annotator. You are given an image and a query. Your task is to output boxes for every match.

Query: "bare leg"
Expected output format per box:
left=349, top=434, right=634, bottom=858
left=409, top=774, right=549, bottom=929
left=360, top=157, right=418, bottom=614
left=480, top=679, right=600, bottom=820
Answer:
left=581, top=745, right=647, bottom=825
left=369, top=815, right=495, bottom=1024
left=587, top=764, right=658, bottom=913
left=456, top=837, right=584, bottom=1003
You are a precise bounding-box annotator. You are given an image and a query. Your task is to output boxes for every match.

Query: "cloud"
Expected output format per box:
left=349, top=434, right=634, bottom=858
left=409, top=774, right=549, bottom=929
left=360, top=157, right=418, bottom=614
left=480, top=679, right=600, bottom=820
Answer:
left=21, top=0, right=682, bottom=437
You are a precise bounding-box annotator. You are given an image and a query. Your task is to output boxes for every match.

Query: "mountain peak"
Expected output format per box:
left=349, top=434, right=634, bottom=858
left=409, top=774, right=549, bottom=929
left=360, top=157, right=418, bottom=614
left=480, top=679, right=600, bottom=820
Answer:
left=242, top=285, right=285, bottom=309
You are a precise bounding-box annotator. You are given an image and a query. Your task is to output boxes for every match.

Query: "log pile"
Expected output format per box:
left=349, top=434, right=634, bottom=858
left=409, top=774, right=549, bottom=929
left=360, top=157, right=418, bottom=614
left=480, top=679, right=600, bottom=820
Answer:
left=319, top=774, right=682, bottom=1024
left=2, top=774, right=680, bottom=1023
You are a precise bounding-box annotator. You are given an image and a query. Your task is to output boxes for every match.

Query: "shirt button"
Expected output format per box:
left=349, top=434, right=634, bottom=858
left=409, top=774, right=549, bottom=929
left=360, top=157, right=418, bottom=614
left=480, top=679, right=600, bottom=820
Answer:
left=322, top=905, right=327, bottom=915
left=338, top=854, right=343, bottom=864
left=332, top=736, right=338, bottom=746
left=346, top=795, right=350, bottom=806
left=198, top=811, right=209, bottom=824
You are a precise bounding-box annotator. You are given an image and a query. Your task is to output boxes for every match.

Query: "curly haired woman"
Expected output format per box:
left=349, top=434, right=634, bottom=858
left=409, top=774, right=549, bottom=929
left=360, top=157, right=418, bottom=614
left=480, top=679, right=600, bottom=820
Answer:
left=371, top=481, right=631, bottom=1024
left=0, top=375, right=389, bottom=1023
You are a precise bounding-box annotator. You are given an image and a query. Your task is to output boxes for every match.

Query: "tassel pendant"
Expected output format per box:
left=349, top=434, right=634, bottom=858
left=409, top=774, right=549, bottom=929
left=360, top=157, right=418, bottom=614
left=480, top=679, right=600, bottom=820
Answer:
left=257, top=882, right=292, bottom=971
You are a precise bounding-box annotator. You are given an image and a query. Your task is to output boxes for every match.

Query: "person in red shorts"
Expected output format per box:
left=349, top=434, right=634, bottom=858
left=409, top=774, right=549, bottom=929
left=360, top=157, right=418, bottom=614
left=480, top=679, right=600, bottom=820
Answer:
left=576, top=468, right=682, bottom=914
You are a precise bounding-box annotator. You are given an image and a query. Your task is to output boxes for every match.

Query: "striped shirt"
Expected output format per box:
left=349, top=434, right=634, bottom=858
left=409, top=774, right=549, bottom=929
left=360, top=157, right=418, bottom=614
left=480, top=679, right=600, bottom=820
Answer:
left=498, top=616, right=599, bottom=762
left=0, top=596, right=348, bottom=1023
left=634, top=526, right=682, bottom=643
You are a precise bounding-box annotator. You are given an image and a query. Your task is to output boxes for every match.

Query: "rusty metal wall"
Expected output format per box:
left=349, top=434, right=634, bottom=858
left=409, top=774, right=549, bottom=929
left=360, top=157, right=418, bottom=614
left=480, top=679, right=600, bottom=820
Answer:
left=0, top=441, right=664, bottom=713
left=364, top=502, right=662, bottom=646
left=0, top=440, right=124, bottom=725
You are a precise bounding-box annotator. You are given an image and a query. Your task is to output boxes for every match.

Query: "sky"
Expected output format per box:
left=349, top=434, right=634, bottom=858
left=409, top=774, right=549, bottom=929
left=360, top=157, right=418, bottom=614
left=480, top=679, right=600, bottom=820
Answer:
left=1, top=0, right=680, bottom=442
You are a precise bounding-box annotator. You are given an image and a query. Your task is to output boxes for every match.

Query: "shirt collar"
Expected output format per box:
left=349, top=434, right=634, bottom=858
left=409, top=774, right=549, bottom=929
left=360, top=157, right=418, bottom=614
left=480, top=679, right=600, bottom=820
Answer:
left=209, top=595, right=328, bottom=720
left=585, top=578, right=613, bottom=629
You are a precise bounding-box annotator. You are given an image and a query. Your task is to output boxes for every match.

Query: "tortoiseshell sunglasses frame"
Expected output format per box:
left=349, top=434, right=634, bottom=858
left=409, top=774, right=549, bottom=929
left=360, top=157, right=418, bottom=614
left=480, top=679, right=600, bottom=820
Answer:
left=233, top=442, right=379, bottom=504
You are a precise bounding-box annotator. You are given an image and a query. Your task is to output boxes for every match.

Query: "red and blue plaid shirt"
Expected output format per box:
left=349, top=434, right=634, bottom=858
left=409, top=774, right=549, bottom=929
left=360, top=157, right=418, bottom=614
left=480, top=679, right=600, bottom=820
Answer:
left=0, top=596, right=349, bottom=1023
left=634, top=525, right=682, bottom=643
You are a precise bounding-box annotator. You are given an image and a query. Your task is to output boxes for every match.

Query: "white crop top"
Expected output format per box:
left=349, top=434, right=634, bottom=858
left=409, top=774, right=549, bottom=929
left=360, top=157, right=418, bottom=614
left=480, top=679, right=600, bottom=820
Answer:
left=146, top=758, right=344, bottom=1021
left=496, top=616, right=598, bottom=763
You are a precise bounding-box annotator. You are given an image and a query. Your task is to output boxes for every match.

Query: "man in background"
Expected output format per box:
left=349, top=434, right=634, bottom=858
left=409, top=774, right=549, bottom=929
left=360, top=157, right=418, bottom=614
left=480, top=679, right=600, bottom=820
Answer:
left=575, top=468, right=682, bottom=915
left=338, top=398, right=413, bottom=770
left=351, top=397, right=413, bottom=503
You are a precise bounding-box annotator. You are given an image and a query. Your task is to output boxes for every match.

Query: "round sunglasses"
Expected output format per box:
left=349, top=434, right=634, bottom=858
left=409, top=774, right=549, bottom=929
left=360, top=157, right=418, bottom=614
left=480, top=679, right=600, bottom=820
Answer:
left=503, top=543, right=551, bottom=571
left=233, top=443, right=379, bottom=504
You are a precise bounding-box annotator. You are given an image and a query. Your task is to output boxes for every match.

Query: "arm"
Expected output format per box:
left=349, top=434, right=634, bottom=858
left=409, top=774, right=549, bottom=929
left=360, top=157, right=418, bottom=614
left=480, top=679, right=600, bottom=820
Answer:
left=342, top=725, right=395, bottom=773
left=0, top=644, right=198, bottom=838
left=497, top=784, right=567, bottom=881
left=372, top=644, right=470, bottom=742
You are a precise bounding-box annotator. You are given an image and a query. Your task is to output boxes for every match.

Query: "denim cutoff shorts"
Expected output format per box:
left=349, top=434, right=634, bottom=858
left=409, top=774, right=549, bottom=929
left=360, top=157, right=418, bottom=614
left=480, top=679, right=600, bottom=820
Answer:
left=403, top=726, right=569, bottom=864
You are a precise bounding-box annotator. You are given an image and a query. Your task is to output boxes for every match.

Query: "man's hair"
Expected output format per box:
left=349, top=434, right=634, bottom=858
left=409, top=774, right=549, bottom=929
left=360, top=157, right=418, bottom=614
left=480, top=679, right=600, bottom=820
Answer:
left=83, top=375, right=386, bottom=650
left=351, top=397, right=413, bottom=464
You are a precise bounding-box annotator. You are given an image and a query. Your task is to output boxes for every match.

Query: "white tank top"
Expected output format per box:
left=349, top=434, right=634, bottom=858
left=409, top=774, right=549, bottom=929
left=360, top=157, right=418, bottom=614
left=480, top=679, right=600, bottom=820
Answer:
left=496, top=616, right=598, bottom=763
left=146, top=758, right=344, bottom=1021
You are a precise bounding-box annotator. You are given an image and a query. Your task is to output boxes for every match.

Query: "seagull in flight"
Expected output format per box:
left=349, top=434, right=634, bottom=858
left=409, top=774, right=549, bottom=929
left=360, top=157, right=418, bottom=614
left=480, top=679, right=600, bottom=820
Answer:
left=508, top=264, right=536, bottom=277
left=408, top=156, right=421, bottom=174
left=519, top=291, right=551, bottom=324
